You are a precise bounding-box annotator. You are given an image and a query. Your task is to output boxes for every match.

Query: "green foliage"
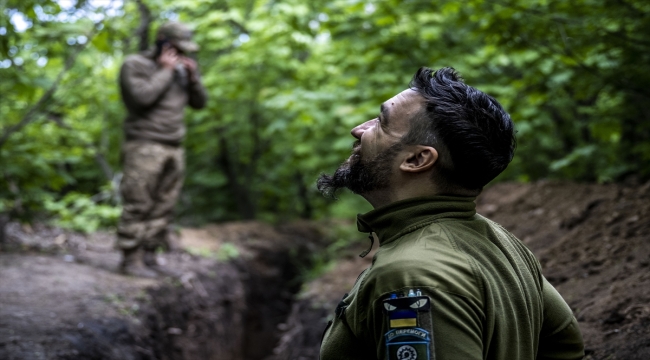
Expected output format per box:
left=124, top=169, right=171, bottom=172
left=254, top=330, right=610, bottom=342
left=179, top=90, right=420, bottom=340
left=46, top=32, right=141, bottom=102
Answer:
left=43, top=191, right=120, bottom=233
left=185, top=242, right=239, bottom=261
left=103, top=292, right=141, bottom=318
left=216, top=243, right=240, bottom=261
left=1, top=0, right=649, bottom=227
left=1, top=1, right=125, bottom=225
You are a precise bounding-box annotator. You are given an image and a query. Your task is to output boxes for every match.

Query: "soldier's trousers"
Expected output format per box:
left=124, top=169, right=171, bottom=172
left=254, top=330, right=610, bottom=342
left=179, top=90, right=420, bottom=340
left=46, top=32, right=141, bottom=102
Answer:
left=116, top=140, right=184, bottom=251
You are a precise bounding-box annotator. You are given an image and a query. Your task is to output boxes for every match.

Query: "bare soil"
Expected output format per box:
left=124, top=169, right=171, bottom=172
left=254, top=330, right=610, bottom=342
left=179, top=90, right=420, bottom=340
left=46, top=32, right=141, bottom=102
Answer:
left=1, top=181, right=648, bottom=360
left=0, top=221, right=325, bottom=360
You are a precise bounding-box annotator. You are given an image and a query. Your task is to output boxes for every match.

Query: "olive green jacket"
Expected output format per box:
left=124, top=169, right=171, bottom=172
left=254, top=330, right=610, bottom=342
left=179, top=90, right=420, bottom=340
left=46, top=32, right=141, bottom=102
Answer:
left=119, top=52, right=207, bottom=146
left=320, top=196, right=584, bottom=360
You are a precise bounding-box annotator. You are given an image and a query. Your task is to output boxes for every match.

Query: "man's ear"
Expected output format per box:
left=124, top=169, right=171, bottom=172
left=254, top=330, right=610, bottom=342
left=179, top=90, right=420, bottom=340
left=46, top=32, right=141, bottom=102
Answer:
left=399, top=146, right=438, bottom=173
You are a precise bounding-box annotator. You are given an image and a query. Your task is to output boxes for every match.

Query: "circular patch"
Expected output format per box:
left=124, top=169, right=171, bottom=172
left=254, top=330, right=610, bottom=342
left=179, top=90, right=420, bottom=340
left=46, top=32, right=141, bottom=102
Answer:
left=396, top=345, right=417, bottom=360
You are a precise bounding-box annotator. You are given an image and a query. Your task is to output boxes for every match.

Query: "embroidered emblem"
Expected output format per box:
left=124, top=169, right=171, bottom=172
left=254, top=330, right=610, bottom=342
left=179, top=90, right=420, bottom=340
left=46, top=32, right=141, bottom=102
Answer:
left=383, top=294, right=430, bottom=329
left=384, top=292, right=433, bottom=360
left=396, top=345, right=417, bottom=360
left=385, top=328, right=430, bottom=360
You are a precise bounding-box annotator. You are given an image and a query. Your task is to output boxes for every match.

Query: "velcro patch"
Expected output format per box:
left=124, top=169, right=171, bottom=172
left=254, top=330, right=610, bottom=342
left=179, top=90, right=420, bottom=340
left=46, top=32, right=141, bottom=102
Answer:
left=383, top=296, right=430, bottom=313
left=383, top=294, right=434, bottom=360
left=383, top=295, right=430, bottom=329
left=385, top=328, right=430, bottom=360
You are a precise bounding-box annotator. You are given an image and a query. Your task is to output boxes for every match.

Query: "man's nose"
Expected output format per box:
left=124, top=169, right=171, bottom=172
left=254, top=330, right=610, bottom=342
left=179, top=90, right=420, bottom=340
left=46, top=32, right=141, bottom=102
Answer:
left=351, top=119, right=377, bottom=139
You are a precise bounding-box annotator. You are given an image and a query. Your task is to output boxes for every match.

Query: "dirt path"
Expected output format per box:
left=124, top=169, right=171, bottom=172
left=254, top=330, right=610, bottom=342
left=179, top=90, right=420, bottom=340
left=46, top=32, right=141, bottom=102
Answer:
left=0, top=221, right=325, bottom=360
left=0, top=254, right=154, bottom=359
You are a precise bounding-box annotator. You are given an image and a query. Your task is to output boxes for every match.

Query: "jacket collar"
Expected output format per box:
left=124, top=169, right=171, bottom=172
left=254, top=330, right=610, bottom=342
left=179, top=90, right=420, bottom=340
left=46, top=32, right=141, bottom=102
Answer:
left=356, top=195, right=477, bottom=246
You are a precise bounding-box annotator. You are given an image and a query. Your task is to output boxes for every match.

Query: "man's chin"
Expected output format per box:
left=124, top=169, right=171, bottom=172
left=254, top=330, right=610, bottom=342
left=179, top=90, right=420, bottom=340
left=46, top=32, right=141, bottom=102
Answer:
left=316, top=172, right=344, bottom=199
left=318, top=141, right=398, bottom=200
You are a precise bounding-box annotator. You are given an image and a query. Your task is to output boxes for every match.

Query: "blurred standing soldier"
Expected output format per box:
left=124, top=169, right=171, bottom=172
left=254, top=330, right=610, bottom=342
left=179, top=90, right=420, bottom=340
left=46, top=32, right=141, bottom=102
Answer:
left=117, top=21, right=207, bottom=278
left=317, top=67, right=584, bottom=359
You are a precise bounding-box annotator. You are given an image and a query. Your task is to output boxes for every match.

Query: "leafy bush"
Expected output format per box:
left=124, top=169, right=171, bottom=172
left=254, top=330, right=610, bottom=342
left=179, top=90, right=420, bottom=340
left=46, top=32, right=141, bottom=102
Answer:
left=43, top=191, right=120, bottom=233
left=2, top=0, right=649, bottom=227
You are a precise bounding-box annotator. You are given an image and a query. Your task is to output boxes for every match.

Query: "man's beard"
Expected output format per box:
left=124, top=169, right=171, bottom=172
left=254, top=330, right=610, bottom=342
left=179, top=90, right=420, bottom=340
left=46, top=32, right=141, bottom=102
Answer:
left=317, top=141, right=403, bottom=198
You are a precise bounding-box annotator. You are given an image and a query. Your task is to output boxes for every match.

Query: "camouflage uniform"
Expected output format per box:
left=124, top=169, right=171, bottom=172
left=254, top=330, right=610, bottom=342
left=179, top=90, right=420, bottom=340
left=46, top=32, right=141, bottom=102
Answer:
left=116, top=22, right=207, bottom=275
left=117, top=140, right=184, bottom=251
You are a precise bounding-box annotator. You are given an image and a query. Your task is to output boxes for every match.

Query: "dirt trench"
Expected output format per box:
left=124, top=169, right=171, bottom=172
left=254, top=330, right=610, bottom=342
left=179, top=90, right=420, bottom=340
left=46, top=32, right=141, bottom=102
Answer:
left=0, top=221, right=326, bottom=360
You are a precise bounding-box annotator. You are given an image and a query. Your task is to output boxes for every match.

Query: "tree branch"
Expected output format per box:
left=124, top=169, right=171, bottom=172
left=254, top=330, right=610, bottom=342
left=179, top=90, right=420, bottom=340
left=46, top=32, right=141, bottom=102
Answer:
left=45, top=113, right=114, bottom=181
left=227, top=19, right=250, bottom=35
left=134, top=0, right=152, bottom=51
left=0, top=26, right=98, bottom=149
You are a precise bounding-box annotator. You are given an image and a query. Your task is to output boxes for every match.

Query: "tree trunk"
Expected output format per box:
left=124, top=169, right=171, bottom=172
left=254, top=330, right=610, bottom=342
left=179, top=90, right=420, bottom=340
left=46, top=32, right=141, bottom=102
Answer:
left=217, top=135, right=257, bottom=220
left=135, top=0, right=152, bottom=51
left=0, top=214, right=8, bottom=246
left=295, top=172, right=313, bottom=219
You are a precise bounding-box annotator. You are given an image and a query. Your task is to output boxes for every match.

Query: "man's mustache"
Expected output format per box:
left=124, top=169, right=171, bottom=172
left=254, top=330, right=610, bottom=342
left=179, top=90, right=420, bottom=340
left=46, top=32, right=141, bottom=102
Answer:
left=351, top=141, right=361, bottom=154
left=346, top=141, right=361, bottom=164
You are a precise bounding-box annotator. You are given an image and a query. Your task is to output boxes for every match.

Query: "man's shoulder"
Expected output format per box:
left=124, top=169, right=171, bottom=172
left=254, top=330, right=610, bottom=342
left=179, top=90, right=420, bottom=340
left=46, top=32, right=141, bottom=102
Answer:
left=122, top=53, right=155, bottom=69
left=375, top=220, right=477, bottom=263
left=366, top=224, right=484, bottom=302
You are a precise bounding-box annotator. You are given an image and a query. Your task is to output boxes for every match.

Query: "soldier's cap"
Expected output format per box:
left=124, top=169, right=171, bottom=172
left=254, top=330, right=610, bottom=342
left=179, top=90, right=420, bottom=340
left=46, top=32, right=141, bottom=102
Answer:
left=157, top=21, right=199, bottom=53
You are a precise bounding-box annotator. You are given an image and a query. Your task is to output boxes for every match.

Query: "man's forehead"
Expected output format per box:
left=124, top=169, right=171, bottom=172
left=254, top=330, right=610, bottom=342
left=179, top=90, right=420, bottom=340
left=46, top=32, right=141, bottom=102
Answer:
left=382, top=89, right=424, bottom=120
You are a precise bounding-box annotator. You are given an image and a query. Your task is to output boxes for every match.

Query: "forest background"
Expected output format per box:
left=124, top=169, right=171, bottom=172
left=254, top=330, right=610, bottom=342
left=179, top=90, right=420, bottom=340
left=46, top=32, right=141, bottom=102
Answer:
left=1, top=0, right=649, bottom=233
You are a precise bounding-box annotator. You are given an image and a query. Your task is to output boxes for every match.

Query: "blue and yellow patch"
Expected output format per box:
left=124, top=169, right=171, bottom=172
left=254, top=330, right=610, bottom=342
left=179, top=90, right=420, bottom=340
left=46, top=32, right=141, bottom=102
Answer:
left=383, top=294, right=433, bottom=360
left=389, top=309, right=417, bottom=328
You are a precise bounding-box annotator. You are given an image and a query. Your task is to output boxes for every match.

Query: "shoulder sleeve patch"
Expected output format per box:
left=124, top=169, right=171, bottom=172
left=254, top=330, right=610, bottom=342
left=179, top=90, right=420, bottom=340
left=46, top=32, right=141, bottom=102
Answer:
left=383, top=292, right=435, bottom=360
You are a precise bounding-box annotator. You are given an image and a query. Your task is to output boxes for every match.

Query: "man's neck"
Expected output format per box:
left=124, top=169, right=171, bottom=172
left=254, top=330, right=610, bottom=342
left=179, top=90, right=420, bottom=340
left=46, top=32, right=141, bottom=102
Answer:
left=361, top=190, right=396, bottom=209
left=362, top=182, right=436, bottom=209
left=361, top=177, right=479, bottom=209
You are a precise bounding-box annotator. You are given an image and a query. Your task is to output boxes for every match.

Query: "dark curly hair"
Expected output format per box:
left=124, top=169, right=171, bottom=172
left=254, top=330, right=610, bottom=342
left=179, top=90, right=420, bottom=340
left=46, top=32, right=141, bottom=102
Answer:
left=404, top=67, right=516, bottom=192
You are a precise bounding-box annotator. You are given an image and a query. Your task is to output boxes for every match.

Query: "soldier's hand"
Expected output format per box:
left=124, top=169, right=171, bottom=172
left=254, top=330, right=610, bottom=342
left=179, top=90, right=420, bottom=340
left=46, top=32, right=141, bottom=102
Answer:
left=158, top=44, right=179, bottom=70
left=180, top=56, right=199, bottom=83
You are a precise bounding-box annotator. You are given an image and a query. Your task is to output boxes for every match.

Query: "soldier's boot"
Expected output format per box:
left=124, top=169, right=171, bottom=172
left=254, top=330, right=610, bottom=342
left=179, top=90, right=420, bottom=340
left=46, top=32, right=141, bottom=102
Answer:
left=120, top=247, right=158, bottom=278
left=154, top=227, right=181, bottom=252
left=143, top=249, right=182, bottom=278
left=164, top=227, right=182, bottom=251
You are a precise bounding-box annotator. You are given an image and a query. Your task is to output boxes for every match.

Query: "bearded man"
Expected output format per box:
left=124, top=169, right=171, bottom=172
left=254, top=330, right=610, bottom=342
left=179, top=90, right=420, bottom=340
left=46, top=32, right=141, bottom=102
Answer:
left=116, top=22, right=207, bottom=278
left=317, top=67, right=584, bottom=360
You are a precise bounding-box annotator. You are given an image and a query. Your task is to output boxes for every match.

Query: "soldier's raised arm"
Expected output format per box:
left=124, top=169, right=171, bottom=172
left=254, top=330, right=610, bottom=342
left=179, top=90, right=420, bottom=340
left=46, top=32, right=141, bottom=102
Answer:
left=120, top=51, right=175, bottom=109
left=179, top=56, right=207, bottom=109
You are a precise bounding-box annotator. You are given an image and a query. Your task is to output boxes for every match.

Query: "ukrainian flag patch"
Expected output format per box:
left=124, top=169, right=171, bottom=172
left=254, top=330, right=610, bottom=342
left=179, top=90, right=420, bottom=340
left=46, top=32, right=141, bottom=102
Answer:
left=383, top=292, right=433, bottom=360
left=389, top=310, right=417, bottom=328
